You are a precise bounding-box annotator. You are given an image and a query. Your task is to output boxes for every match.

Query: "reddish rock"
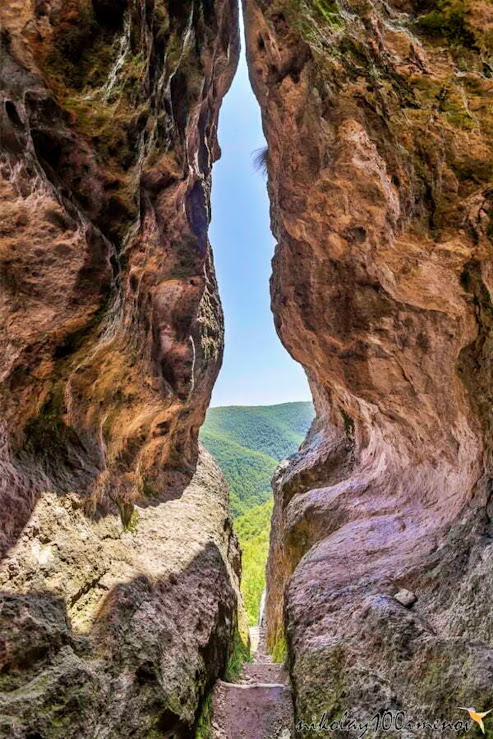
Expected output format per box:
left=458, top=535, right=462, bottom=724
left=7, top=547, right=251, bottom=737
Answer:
left=0, top=0, right=241, bottom=734
left=244, top=0, right=493, bottom=731
left=0, top=0, right=239, bottom=549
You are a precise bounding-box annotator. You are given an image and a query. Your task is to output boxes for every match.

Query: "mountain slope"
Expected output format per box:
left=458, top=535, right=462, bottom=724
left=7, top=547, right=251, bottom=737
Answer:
left=200, top=402, right=314, bottom=517
left=234, top=499, right=273, bottom=626
left=200, top=402, right=314, bottom=624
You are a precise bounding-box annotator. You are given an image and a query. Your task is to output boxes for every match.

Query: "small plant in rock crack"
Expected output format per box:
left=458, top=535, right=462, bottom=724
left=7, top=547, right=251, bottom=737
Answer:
left=252, top=146, right=269, bottom=175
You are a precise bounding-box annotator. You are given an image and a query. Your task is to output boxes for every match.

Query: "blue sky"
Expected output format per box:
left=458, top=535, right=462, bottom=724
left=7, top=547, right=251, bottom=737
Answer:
left=209, top=32, right=311, bottom=408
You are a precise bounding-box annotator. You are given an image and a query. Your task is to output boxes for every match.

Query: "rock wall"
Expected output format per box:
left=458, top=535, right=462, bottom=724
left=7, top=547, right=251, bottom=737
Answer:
left=244, top=0, right=493, bottom=732
left=0, top=0, right=240, bottom=735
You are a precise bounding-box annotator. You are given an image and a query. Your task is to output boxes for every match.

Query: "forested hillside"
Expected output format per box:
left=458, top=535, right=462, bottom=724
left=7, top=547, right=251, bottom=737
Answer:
left=200, top=402, right=314, bottom=516
left=234, top=500, right=273, bottom=624
left=200, top=402, right=314, bottom=623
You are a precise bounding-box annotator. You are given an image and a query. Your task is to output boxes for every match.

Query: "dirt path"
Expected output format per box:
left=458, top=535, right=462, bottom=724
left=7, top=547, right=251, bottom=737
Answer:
left=211, top=628, right=295, bottom=738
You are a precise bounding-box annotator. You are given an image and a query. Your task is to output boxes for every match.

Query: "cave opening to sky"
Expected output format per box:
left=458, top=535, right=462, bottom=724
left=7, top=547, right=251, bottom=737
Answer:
left=209, top=21, right=311, bottom=408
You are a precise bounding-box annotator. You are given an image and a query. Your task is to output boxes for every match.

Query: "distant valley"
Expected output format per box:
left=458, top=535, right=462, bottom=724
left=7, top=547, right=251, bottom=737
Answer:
left=200, top=401, right=314, bottom=623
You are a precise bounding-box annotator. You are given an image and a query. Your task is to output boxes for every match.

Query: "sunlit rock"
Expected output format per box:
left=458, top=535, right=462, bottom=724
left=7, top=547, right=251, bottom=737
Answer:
left=244, top=0, right=493, bottom=729
left=0, top=0, right=241, bottom=734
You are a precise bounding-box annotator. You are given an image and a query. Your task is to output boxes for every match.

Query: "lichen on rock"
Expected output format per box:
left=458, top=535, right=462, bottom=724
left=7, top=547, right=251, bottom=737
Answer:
left=0, top=0, right=241, bottom=734
left=0, top=450, right=244, bottom=736
left=243, top=0, right=493, bottom=732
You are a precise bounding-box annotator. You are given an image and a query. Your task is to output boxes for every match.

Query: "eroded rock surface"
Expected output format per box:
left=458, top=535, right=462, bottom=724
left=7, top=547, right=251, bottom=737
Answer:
left=0, top=0, right=240, bottom=734
left=1, top=451, right=241, bottom=736
left=244, top=0, right=493, bottom=733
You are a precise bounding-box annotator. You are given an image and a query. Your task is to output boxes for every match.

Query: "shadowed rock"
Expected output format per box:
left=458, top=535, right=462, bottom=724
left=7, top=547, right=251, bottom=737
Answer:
left=0, top=451, right=242, bottom=736
left=0, top=0, right=239, bottom=554
left=0, top=0, right=241, bottom=734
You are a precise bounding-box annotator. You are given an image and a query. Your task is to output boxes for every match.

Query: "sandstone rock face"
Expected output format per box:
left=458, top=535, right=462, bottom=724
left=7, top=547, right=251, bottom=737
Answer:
left=1, top=450, right=241, bottom=736
left=0, top=0, right=240, bottom=734
left=244, top=0, right=493, bottom=732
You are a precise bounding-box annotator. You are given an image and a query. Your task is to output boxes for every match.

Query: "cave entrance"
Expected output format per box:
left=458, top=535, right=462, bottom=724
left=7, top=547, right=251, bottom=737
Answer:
left=198, top=19, right=313, bottom=636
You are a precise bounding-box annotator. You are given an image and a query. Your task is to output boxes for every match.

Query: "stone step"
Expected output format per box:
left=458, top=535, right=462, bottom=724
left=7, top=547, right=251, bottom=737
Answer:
left=240, top=661, right=288, bottom=685
left=251, top=626, right=273, bottom=663
left=211, top=681, right=295, bottom=739
left=249, top=625, right=260, bottom=653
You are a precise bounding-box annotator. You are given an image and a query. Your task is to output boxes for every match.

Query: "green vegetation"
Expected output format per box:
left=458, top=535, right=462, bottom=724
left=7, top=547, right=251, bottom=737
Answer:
left=200, top=402, right=314, bottom=625
left=195, top=692, right=213, bottom=739
left=271, top=635, right=288, bottom=664
left=200, top=402, right=314, bottom=517
left=225, top=630, right=252, bottom=683
left=416, top=0, right=477, bottom=48
left=235, top=501, right=273, bottom=625
left=201, top=434, right=278, bottom=517
left=313, top=0, right=343, bottom=29
left=124, top=507, right=140, bottom=533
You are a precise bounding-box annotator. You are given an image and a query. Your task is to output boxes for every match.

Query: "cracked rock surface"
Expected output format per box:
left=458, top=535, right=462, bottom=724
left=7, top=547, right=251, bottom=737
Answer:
left=243, top=0, right=493, bottom=733
left=0, top=0, right=240, bottom=735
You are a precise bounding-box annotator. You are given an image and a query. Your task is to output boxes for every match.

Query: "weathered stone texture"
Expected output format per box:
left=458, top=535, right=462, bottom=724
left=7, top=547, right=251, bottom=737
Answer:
left=0, top=0, right=240, bottom=734
left=1, top=451, right=240, bottom=737
left=244, top=0, right=493, bottom=732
